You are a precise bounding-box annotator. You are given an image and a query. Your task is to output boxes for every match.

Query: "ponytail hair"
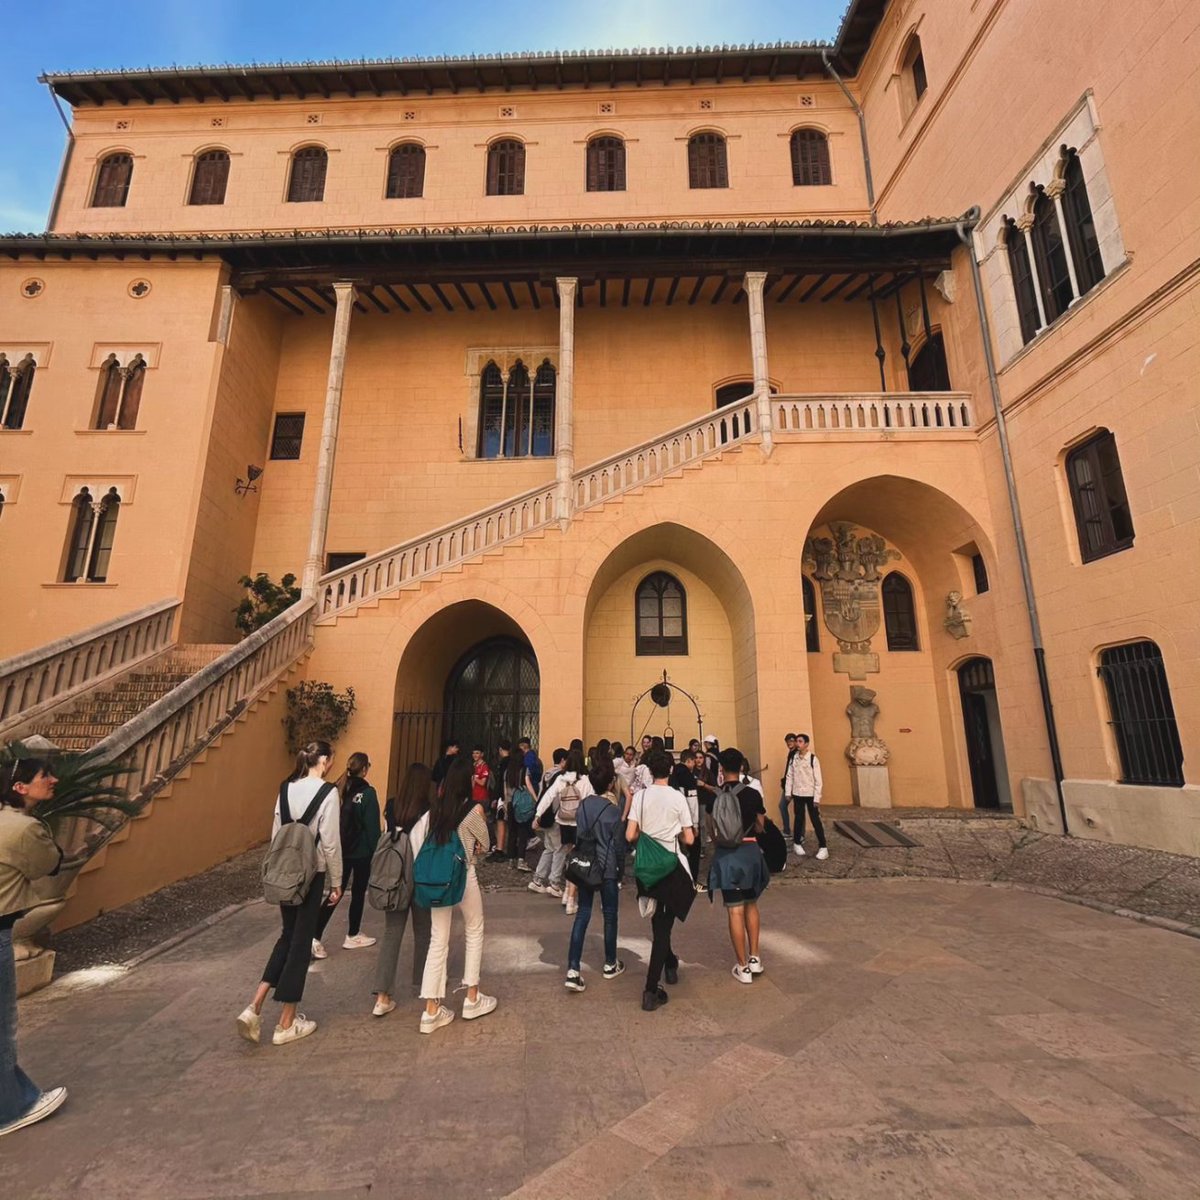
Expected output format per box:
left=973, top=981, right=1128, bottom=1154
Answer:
left=337, top=750, right=371, bottom=801
left=287, top=740, right=332, bottom=786
left=1, top=756, right=50, bottom=810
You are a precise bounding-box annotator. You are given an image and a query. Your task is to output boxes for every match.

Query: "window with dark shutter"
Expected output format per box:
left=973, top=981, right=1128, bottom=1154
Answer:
left=188, top=150, right=230, bottom=205
left=1098, top=641, right=1184, bottom=787
left=882, top=573, right=919, bottom=651
left=1062, top=150, right=1105, bottom=296
left=1031, top=187, right=1074, bottom=323
left=688, top=133, right=728, bottom=189
left=900, top=35, right=928, bottom=114
left=1067, top=429, right=1134, bottom=562
left=1004, top=218, right=1041, bottom=345
left=802, top=577, right=820, bottom=653
left=486, top=140, right=525, bottom=196
left=386, top=143, right=426, bottom=198
left=287, top=146, right=327, bottom=202
left=636, top=572, right=688, bottom=656
left=586, top=136, right=626, bottom=192
left=270, top=413, right=306, bottom=460
left=790, top=129, right=831, bottom=186
left=0, top=354, right=35, bottom=430
left=907, top=331, right=952, bottom=391
left=971, top=553, right=990, bottom=595
left=92, top=153, right=133, bottom=207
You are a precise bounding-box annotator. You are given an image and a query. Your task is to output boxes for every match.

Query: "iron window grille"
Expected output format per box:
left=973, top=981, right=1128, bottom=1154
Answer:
left=270, top=413, right=306, bottom=460
left=1098, top=641, right=1184, bottom=787
left=636, top=572, right=688, bottom=656
left=1066, top=429, right=1134, bottom=561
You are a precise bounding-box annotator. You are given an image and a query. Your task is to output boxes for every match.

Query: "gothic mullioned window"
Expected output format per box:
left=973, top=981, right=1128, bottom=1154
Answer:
left=0, top=354, right=36, bottom=430
left=94, top=354, right=146, bottom=430
left=92, top=153, right=133, bottom=207
left=287, top=146, right=327, bottom=202
left=586, top=136, right=626, bottom=192
left=636, top=572, right=688, bottom=656
left=1031, top=186, right=1074, bottom=324
left=386, top=143, right=426, bottom=198
left=688, top=133, right=728, bottom=189
left=476, top=358, right=555, bottom=459
left=486, top=140, right=525, bottom=196
left=188, top=150, right=230, bottom=205
left=790, top=129, right=831, bottom=186
left=1062, top=150, right=1105, bottom=295
left=63, top=487, right=121, bottom=583
left=1004, top=217, right=1041, bottom=346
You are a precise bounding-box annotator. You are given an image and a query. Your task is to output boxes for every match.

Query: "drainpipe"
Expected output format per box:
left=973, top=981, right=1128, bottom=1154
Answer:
left=956, top=209, right=1070, bottom=836
left=822, top=49, right=877, bottom=223
left=46, top=87, right=75, bottom=233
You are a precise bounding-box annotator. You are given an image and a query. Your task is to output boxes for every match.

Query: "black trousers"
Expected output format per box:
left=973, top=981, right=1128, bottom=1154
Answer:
left=646, top=904, right=680, bottom=993
left=315, top=857, right=371, bottom=938
left=507, top=816, right=533, bottom=862
left=685, top=837, right=702, bottom=883
left=262, top=872, right=325, bottom=1004
left=791, top=796, right=826, bottom=848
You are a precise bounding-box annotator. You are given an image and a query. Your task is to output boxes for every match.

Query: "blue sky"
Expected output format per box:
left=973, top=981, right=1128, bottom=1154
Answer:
left=0, top=0, right=846, bottom=231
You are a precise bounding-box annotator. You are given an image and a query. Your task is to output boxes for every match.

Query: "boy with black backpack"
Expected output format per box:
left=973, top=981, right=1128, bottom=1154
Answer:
left=237, top=741, right=342, bottom=1047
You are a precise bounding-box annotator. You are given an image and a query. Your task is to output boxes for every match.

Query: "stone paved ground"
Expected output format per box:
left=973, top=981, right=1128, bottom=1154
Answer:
left=11, top=869, right=1200, bottom=1197
left=47, top=809, right=1200, bottom=976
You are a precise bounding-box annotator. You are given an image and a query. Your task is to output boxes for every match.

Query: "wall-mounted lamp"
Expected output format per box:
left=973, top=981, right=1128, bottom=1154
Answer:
left=235, top=465, right=263, bottom=496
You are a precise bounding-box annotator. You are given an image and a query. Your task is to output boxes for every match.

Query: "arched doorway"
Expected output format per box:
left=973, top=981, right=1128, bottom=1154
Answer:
left=957, top=657, right=1012, bottom=809
left=444, top=636, right=540, bottom=759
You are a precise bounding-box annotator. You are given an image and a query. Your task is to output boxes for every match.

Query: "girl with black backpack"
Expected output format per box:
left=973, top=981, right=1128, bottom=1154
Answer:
left=563, top=758, right=625, bottom=992
left=237, top=741, right=342, bottom=1047
left=417, top=760, right=496, bottom=1034
left=312, top=751, right=381, bottom=958
left=370, top=762, right=434, bottom=1017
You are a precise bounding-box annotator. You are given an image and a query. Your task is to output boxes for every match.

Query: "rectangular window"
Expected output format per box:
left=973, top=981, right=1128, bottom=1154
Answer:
left=971, top=553, right=990, bottom=595
left=1098, top=641, right=1184, bottom=787
left=270, top=413, right=305, bottom=460
left=1067, top=430, right=1134, bottom=562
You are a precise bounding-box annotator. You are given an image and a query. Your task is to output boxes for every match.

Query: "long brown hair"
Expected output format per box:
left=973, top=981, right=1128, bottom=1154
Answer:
left=389, top=762, right=432, bottom=832
left=428, top=758, right=472, bottom=845
left=338, top=750, right=371, bottom=802
left=286, top=740, right=331, bottom=786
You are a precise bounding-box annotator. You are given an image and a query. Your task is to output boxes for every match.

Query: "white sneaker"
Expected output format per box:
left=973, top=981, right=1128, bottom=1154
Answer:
left=372, top=998, right=396, bottom=1018
left=311, top=939, right=328, bottom=959
left=565, top=901, right=579, bottom=916
left=420, top=1004, right=455, bottom=1035
left=747, top=956, right=764, bottom=976
left=793, top=843, right=807, bottom=857
left=527, top=879, right=549, bottom=894
left=564, top=971, right=586, bottom=993
left=272, top=1015, right=317, bottom=1045
left=815, top=847, right=829, bottom=861
left=462, top=992, right=498, bottom=1020
left=343, top=934, right=377, bottom=949
left=235, top=1005, right=261, bottom=1044
left=560, top=890, right=569, bottom=905
left=0, top=1087, right=68, bottom=1138
left=732, top=964, right=754, bottom=985
left=547, top=884, right=564, bottom=899
left=526, top=836, right=542, bottom=851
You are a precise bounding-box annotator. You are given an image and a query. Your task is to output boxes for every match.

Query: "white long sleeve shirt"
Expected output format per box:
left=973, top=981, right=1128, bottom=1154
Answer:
left=784, top=751, right=823, bottom=803
left=534, top=771, right=595, bottom=825
left=271, top=777, right=343, bottom=882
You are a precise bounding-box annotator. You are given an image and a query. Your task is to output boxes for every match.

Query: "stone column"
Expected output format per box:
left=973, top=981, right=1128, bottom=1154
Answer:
left=744, top=271, right=774, bottom=456
left=555, top=276, right=578, bottom=525
left=1017, top=215, right=1049, bottom=330
left=301, top=281, right=356, bottom=597
left=1046, top=179, right=1082, bottom=301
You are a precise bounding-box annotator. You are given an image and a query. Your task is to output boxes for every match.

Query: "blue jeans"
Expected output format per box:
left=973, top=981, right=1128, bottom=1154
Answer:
left=1, top=928, right=41, bottom=1127
left=567, top=878, right=619, bottom=972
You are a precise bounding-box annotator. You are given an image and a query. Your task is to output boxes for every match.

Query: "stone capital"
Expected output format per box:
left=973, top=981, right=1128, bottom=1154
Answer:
left=1043, top=179, right=1066, bottom=200
left=555, top=276, right=578, bottom=302
left=1015, top=213, right=1036, bottom=234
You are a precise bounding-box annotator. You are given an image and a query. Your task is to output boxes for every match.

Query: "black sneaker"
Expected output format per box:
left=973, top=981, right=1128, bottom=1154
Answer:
left=664, top=963, right=679, bottom=986
left=602, top=960, right=626, bottom=980
left=656, top=985, right=669, bottom=1005
left=564, top=971, right=586, bottom=993
left=641, top=989, right=661, bottom=1012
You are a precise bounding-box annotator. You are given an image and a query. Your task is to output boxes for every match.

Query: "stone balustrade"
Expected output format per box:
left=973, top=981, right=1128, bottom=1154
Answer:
left=773, top=391, right=975, bottom=434
left=0, top=598, right=180, bottom=739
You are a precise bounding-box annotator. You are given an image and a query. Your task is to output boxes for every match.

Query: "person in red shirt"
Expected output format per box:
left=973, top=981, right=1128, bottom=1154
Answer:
left=470, top=746, right=491, bottom=805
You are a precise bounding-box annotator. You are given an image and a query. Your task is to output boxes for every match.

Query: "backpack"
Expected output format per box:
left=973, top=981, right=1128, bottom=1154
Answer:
left=340, top=787, right=366, bottom=850
left=367, top=827, right=414, bottom=911
left=633, top=832, right=678, bottom=890
left=756, top=817, right=788, bottom=873
left=511, top=787, right=536, bottom=824
left=412, top=831, right=468, bottom=908
left=712, top=785, right=748, bottom=849
left=262, top=782, right=334, bottom=906
left=565, top=798, right=606, bottom=891
left=557, top=777, right=583, bottom=825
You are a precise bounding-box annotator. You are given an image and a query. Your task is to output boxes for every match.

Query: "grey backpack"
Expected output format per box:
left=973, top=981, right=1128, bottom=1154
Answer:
left=712, top=785, right=746, bottom=849
left=262, top=782, right=333, bottom=906
left=367, top=826, right=414, bottom=912
left=557, top=777, right=583, bottom=825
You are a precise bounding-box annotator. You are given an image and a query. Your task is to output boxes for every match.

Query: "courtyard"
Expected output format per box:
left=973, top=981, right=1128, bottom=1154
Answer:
left=9, top=865, right=1200, bottom=1198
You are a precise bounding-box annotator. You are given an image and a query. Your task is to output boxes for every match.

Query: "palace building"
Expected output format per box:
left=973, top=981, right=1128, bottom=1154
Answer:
left=1, top=0, right=1197, bottom=925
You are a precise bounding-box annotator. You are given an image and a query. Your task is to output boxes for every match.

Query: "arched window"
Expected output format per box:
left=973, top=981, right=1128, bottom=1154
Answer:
left=92, top=152, right=133, bottom=208
left=188, top=150, right=230, bottom=205
left=1031, top=186, right=1073, bottom=324
left=63, top=487, right=121, bottom=583
left=900, top=34, right=928, bottom=114
left=386, top=143, right=426, bottom=199
left=802, top=577, right=820, bottom=653
left=790, top=129, right=831, bottom=186
left=882, top=573, right=919, bottom=651
left=1004, top=217, right=1041, bottom=345
left=586, top=136, right=626, bottom=192
left=907, top=331, right=952, bottom=391
left=0, top=354, right=35, bottom=430
left=475, top=358, right=555, bottom=460
left=1097, top=641, right=1184, bottom=787
left=486, top=139, right=525, bottom=196
left=444, top=637, right=540, bottom=758
left=287, top=146, right=327, bottom=203
left=688, top=133, right=728, bottom=189
left=714, top=380, right=778, bottom=408
left=1062, top=150, right=1105, bottom=296
left=94, top=354, right=146, bottom=430
left=636, top=572, right=688, bottom=656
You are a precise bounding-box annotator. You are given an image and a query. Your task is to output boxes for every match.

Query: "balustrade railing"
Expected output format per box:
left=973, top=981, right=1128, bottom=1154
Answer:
left=0, top=599, right=180, bottom=738
left=773, top=392, right=974, bottom=434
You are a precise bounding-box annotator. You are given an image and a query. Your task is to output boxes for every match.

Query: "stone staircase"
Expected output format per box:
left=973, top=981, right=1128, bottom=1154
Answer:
left=30, top=646, right=232, bottom=752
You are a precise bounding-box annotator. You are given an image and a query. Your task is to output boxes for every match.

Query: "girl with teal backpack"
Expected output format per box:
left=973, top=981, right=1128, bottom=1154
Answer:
left=414, top=759, right=497, bottom=1035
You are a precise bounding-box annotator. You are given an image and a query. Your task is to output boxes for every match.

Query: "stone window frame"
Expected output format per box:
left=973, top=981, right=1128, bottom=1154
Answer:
left=55, top=477, right=136, bottom=585
left=787, top=126, right=834, bottom=187
left=462, top=346, right=558, bottom=462
left=185, top=146, right=235, bottom=206
left=1063, top=427, right=1135, bottom=564
left=975, top=95, right=1127, bottom=365
left=635, top=570, right=689, bottom=657
left=882, top=571, right=920, bottom=652
left=89, top=148, right=138, bottom=208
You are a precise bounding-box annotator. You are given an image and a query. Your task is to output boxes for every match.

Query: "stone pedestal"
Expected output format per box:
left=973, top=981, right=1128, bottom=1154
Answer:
left=16, top=950, right=55, bottom=997
left=833, top=651, right=879, bottom=680
left=851, top=764, right=892, bottom=808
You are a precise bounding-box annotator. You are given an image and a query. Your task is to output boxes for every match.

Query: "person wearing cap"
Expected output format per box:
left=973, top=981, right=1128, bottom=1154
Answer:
left=778, top=733, right=798, bottom=838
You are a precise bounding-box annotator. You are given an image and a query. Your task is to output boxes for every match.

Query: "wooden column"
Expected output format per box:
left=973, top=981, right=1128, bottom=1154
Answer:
left=301, top=281, right=356, bottom=597
left=555, top=276, right=577, bottom=524
left=744, top=271, right=774, bottom=456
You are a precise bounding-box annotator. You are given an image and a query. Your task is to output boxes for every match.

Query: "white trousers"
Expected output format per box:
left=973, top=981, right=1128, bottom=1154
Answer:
left=420, top=866, right=484, bottom=1002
